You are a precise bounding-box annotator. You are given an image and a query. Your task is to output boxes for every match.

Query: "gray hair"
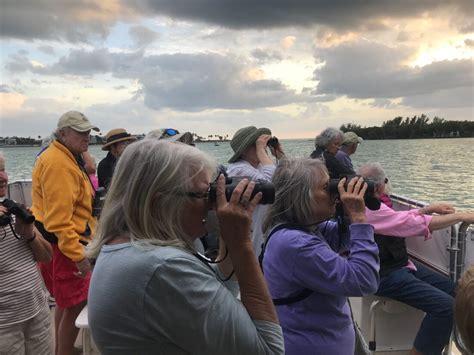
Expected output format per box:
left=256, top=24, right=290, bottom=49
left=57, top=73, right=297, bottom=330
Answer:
left=357, top=162, right=392, bottom=193
left=0, top=151, right=4, bottom=163
left=42, top=132, right=57, bottom=148
left=87, top=139, right=216, bottom=258
left=263, top=158, right=328, bottom=233
left=314, top=127, right=343, bottom=148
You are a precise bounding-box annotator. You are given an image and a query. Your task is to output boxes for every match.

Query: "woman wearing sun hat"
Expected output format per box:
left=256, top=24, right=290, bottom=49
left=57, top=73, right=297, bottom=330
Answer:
left=98, top=128, right=136, bottom=188
left=227, top=126, right=285, bottom=255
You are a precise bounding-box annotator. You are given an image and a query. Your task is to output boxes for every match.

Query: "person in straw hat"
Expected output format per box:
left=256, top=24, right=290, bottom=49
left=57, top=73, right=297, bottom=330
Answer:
left=226, top=126, right=285, bottom=254
left=97, top=128, right=136, bottom=188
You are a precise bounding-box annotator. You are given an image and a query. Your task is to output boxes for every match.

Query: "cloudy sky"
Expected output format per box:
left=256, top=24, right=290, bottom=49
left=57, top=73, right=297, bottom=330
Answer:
left=1, top=0, right=473, bottom=139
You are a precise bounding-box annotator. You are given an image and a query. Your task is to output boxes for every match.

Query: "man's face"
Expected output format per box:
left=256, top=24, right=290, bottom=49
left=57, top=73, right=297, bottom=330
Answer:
left=60, top=128, right=90, bottom=155
left=0, top=157, right=8, bottom=198
left=110, top=140, right=130, bottom=158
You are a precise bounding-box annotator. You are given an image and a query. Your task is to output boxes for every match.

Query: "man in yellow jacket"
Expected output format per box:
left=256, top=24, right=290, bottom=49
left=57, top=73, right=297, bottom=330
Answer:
left=32, top=111, right=99, bottom=355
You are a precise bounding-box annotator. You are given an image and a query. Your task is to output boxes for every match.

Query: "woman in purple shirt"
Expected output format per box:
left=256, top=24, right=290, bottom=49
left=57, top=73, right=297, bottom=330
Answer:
left=262, top=158, right=380, bottom=354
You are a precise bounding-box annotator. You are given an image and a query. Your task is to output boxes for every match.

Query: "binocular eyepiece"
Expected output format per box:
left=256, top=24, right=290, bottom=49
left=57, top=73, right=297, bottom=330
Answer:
left=328, top=175, right=375, bottom=197
left=267, top=136, right=279, bottom=149
left=208, top=176, right=275, bottom=205
left=0, top=199, right=35, bottom=227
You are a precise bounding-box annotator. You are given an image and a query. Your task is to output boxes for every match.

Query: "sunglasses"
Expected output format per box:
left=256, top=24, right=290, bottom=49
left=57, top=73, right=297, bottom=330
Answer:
left=161, top=128, right=180, bottom=138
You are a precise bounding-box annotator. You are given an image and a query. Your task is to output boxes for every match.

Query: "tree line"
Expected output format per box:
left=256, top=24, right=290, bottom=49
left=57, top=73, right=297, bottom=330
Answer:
left=340, top=115, right=474, bottom=140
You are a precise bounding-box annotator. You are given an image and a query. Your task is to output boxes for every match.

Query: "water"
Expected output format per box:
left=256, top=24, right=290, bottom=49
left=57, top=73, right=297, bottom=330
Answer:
left=2, top=138, right=473, bottom=209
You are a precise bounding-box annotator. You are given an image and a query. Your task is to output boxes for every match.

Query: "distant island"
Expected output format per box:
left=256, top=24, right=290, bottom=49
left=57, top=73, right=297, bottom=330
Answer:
left=0, top=133, right=230, bottom=147
left=340, top=115, right=474, bottom=140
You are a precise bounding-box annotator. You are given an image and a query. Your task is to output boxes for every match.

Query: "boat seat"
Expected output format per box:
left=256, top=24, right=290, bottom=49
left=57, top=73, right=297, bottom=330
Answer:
left=75, top=305, right=96, bottom=355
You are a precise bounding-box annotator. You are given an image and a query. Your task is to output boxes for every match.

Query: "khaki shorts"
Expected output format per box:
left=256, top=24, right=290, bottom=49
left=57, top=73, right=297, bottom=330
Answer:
left=0, top=303, right=52, bottom=355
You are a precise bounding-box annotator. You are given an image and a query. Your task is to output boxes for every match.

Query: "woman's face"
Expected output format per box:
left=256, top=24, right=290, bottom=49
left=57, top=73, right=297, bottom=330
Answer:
left=181, top=171, right=211, bottom=240
left=326, top=137, right=342, bottom=155
left=311, top=171, right=336, bottom=222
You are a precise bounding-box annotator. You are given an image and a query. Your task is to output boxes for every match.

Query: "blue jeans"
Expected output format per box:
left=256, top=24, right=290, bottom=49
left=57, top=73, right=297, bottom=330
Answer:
left=376, top=261, right=455, bottom=355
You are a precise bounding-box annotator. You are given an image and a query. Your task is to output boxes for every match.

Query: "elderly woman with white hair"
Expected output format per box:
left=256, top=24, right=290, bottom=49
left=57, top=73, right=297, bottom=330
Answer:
left=310, top=127, right=355, bottom=178
left=357, top=162, right=474, bottom=355
left=87, top=139, right=284, bottom=355
left=261, top=158, right=380, bottom=354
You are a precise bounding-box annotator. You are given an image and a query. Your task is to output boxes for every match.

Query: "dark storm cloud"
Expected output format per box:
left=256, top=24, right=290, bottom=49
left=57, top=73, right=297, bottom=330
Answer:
left=0, top=0, right=115, bottom=42
left=2, top=0, right=473, bottom=42
left=126, top=0, right=473, bottom=31
left=313, top=40, right=473, bottom=107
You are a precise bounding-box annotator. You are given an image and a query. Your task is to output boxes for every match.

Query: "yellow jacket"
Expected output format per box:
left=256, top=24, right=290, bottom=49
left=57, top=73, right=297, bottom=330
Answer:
left=32, top=140, right=97, bottom=262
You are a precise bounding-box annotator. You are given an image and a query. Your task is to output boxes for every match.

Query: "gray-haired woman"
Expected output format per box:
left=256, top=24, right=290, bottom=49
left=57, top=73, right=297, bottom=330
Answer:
left=261, top=158, right=379, bottom=354
left=310, top=127, right=354, bottom=178
left=87, top=139, right=283, bottom=355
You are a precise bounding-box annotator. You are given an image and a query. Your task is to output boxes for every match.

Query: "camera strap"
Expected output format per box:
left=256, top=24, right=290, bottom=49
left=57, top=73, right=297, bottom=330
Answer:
left=259, top=223, right=313, bottom=306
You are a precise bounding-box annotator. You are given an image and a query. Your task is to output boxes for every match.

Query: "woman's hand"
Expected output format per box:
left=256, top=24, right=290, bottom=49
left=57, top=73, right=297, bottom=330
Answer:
left=421, top=202, right=455, bottom=215
left=215, top=175, right=262, bottom=249
left=338, top=176, right=367, bottom=224
left=0, top=205, right=7, bottom=217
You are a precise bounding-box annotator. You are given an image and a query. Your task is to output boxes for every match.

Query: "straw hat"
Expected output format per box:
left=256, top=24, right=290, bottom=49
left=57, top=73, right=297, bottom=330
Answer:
left=102, top=128, right=136, bottom=151
left=57, top=111, right=99, bottom=132
left=228, top=126, right=271, bottom=163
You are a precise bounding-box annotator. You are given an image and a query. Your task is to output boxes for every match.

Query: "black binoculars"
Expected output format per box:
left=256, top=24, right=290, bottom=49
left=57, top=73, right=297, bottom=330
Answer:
left=208, top=176, right=275, bottom=205
left=0, top=199, right=35, bottom=227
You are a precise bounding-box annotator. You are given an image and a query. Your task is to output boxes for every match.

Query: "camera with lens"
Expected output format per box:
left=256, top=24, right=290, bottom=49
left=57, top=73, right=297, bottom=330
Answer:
left=0, top=199, right=35, bottom=227
left=267, top=136, right=279, bottom=149
left=92, top=187, right=107, bottom=217
left=208, top=176, right=275, bottom=205
left=328, top=175, right=375, bottom=197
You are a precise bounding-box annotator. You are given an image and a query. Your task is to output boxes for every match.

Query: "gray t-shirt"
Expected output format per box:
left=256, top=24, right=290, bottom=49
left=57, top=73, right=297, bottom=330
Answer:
left=88, top=243, right=283, bottom=355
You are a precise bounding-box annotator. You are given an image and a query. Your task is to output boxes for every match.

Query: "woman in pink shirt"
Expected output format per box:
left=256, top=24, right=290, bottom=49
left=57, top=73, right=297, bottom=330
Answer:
left=357, top=162, right=474, bottom=355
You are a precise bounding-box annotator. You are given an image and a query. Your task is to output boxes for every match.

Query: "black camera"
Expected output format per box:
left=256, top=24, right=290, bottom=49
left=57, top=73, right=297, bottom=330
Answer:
left=92, top=187, right=107, bottom=217
left=208, top=176, right=275, bottom=205
left=0, top=199, right=35, bottom=227
left=267, top=136, right=279, bottom=149
left=328, top=175, right=375, bottom=197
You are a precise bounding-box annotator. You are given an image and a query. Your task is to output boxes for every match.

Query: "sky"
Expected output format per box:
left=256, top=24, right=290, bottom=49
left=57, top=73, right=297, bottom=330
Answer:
left=0, top=0, right=473, bottom=139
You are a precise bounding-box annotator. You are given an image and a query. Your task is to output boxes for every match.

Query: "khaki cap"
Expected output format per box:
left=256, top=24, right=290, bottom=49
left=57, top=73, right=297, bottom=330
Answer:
left=57, top=111, right=99, bottom=132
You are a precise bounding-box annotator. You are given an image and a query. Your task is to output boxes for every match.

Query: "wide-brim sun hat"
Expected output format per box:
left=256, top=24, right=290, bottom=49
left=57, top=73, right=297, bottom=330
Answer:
left=102, top=128, right=137, bottom=151
left=228, top=126, right=272, bottom=163
left=57, top=111, right=99, bottom=132
left=343, top=131, right=363, bottom=145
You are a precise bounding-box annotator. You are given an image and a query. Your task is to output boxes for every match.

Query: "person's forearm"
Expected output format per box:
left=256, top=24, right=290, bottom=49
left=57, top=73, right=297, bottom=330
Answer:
left=228, top=243, right=278, bottom=323
left=28, top=228, right=53, bottom=262
left=256, top=148, right=273, bottom=166
left=429, top=213, right=465, bottom=231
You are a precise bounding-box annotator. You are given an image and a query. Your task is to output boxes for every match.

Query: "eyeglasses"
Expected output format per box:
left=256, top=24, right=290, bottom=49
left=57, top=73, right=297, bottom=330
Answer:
left=161, top=128, right=180, bottom=139
left=186, top=191, right=209, bottom=200
left=384, top=177, right=389, bottom=184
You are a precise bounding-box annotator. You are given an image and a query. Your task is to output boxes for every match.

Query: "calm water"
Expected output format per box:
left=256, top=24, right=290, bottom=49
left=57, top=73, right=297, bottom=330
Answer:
left=2, top=138, right=473, bottom=209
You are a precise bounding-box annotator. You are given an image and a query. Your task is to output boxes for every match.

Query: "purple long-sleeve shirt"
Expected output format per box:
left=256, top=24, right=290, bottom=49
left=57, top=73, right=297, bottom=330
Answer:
left=262, top=223, right=380, bottom=355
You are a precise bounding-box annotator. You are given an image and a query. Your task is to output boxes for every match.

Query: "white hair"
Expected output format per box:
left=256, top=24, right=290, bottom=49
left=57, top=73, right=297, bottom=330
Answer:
left=87, top=140, right=216, bottom=258
left=314, top=127, right=344, bottom=148
left=357, top=162, right=392, bottom=194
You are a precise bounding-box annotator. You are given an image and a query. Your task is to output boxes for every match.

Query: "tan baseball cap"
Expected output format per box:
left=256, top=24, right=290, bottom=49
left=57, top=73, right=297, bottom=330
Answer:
left=57, top=111, right=100, bottom=132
